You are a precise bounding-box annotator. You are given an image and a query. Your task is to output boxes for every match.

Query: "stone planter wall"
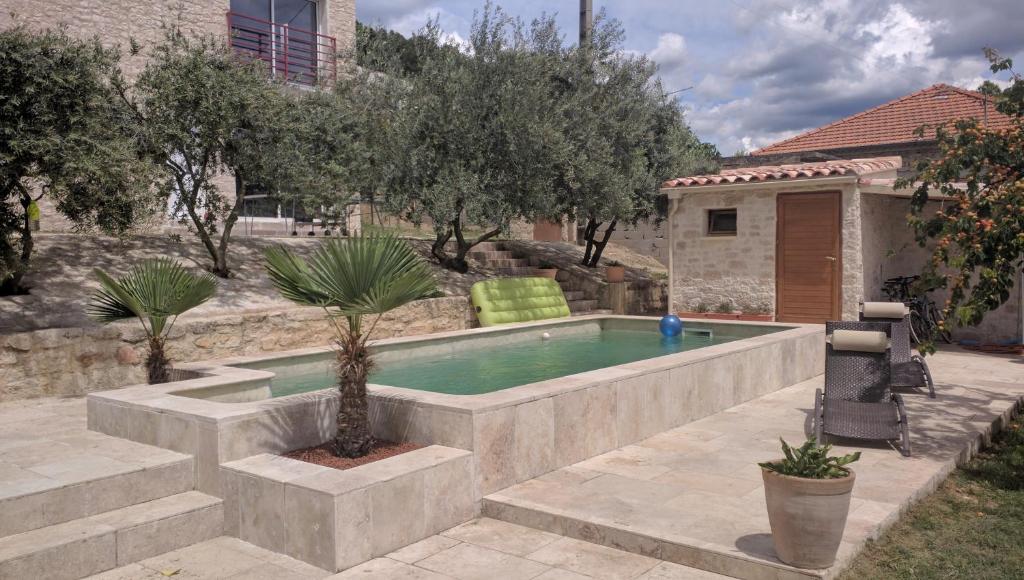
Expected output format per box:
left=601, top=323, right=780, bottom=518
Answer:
left=220, top=447, right=475, bottom=572
left=1, top=297, right=473, bottom=401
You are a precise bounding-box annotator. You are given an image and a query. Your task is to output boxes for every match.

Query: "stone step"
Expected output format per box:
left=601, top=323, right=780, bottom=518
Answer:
left=486, top=258, right=530, bottom=269
left=0, top=435, right=194, bottom=538
left=0, top=491, right=223, bottom=580
left=469, top=250, right=515, bottom=261
left=496, top=267, right=538, bottom=277
left=568, top=299, right=599, bottom=313
left=472, top=241, right=506, bottom=253
left=563, top=290, right=585, bottom=301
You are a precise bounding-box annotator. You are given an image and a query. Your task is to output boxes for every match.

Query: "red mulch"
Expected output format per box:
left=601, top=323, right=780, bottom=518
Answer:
left=283, top=440, right=422, bottom=471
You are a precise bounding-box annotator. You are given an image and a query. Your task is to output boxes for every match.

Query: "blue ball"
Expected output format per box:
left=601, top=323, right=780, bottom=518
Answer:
left=659, top=315, right=683, bottom=337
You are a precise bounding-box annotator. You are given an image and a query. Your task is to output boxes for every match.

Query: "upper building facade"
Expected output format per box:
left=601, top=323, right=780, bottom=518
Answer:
left=0, top=0, right=355, bottom=83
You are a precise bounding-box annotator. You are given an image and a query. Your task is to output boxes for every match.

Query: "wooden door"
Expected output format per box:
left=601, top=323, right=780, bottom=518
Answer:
left=776, top=192, right=841, bottom=323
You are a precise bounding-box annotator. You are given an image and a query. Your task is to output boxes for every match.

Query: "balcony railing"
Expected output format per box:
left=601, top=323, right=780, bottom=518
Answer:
left=226, top=11, right=336, bottom=86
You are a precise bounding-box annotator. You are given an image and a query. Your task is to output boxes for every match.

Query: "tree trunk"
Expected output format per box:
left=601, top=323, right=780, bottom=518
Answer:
left=1, top=189, right=35, bottom=295
left=584, top=219, right=617, bottom=267
left=580, top=218, right=599, bottom=266
left=147, top=336, right=171, bottom=384
left=335, top=332, right=374, bottom=458
left=431, top=215, right=502, bottom=274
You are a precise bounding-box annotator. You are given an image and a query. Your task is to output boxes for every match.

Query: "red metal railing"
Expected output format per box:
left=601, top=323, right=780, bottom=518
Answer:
left=226, top=11, right=336, bottom=86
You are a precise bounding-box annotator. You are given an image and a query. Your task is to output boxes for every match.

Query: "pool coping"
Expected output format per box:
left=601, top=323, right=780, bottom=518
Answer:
left=89, top=315, right=817, bottom=424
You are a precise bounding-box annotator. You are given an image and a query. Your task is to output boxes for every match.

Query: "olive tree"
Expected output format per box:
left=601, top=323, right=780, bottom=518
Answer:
left=378, top=7, right=567, bottom=272
left=120, top=25, right=360, bottom=277
left=547, top=14, right=717, bottom=267
left=0, top=24, right=156, bottom=294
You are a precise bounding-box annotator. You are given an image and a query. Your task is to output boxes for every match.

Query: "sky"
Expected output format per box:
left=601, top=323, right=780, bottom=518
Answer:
left=356, top=0, right=1024, bottom=155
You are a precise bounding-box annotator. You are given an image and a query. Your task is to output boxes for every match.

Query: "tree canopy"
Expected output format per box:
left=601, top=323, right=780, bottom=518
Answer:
left=376, top=7, right=567, bottom=272
left=546, top=12, right=718, bottom=266
left=906, top=49, right=1024, bottom=336
left=0, top=24, right=156, bottom=294
left=121, top=25, right=363, bottom=277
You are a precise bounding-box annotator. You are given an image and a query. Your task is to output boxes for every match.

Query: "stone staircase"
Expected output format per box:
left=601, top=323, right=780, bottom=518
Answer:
left=0, top=434, right=223, bottom=580
left=469, top=242, right=604, bottom=315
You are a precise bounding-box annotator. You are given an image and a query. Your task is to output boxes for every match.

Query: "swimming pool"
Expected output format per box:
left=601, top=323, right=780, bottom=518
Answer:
left=243, top=321, right=786, bottom=397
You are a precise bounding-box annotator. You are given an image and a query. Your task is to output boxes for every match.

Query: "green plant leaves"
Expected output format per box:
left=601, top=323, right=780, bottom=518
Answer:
left=759, top=437, right=861, bottom=479
left=87, top=258, right=218, bottom=338
left=263, top=233, right=438, bottom=339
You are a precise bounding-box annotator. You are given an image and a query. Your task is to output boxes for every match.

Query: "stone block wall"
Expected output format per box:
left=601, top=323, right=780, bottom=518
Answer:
left=671, top=190, right=777, bottom=313
left=0, top=297, right=473, bottom=401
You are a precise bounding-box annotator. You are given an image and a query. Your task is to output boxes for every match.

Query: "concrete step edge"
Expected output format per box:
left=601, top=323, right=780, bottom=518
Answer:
left=0, top=492, right=223, bottom=579
left=0, top=456, right=194, bottom=538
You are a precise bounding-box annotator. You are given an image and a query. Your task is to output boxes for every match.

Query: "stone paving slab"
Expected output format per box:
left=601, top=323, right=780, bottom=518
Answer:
left=0, top=397, right=194, bottom=537
left=86, top=520, right=729, bottom=580
left=483, top=348, right=1024, bottom=580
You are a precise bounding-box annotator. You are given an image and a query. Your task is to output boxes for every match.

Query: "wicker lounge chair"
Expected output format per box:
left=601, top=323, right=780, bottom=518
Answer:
left=814, top=321, right=911, bottom=456
left=860, top=301, right=936, bottom=398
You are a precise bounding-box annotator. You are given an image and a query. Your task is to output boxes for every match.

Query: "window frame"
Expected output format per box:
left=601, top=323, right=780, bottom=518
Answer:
left=706, top=208, right=738, bottom=237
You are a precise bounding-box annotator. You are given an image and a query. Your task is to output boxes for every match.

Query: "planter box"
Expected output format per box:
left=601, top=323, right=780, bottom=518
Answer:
left=678, top=311, right=774, bottom=322
left=220, top=446, right=475, bottom=572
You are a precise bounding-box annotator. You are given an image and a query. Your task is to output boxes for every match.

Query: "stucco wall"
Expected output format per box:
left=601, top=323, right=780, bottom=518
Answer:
left=0, top=297, right=473, bottom=401
left=670, top=185, right=863, bottom=318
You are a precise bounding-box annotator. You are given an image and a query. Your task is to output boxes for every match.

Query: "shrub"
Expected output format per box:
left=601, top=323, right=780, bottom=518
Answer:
left=759, top=437, right=860, bottom=479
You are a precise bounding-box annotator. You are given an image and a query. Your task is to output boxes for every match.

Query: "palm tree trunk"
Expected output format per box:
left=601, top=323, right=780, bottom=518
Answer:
left=335, top=333, right=374, bottom=458
left=147, top=337, right=170, bottom=384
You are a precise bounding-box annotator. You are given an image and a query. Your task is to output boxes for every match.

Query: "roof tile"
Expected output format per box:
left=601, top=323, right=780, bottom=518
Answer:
left=754, top=84, right=1014, bottom=155
left=662, top=156, right=901, bottom=189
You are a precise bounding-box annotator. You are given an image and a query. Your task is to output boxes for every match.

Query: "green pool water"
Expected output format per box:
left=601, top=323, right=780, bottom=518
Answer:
left=266, top=327, right=775, bottom=397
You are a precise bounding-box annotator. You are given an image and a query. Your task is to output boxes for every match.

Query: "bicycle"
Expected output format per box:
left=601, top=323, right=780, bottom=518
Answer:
left=881, top=275, right=953, bottom=344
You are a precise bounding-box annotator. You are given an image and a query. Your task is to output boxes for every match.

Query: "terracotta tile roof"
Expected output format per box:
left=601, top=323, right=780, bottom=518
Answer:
left=662, top=157, right=901, bottom=189
left=754, top=84, right=1014, bottom=155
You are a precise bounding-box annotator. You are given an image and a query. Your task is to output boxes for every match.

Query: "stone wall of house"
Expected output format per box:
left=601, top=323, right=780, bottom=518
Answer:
left=0, top=297, right=473, bottom=401
left=670, top=185, right=862, bottom=318
left=670, top=190, right=777, bottom=313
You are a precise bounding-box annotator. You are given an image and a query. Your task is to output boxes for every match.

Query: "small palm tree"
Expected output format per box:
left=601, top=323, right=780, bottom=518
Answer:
left=264, top=234, right=437, bottom=458
left=88, top=258, right=218, bottom=384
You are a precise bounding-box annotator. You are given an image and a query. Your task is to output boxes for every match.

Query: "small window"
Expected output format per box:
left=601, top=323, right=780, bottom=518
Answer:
left=707, top=209, right=737, bottom=236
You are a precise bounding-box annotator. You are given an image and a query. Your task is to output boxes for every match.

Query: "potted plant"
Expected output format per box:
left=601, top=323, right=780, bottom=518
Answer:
left=759, top=438, right=860, bottom=569
left=534, top=260, right=559, bottom=279
left=605, top=260, right=625, bottom=283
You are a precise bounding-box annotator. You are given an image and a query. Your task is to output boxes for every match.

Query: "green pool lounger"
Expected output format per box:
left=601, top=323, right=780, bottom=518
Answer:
left=470, top=277, right=571, bottom=327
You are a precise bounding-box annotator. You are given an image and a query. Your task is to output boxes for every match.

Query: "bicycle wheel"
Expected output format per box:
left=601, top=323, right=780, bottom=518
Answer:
left=928, top=303, right=953, bottom=344
left=908, top=310, right=926, bottom=344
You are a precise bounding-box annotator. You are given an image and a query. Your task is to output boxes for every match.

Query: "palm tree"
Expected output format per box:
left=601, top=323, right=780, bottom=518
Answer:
left=264, top=234, right=437, bottom=458
left=88, top=258, right=218, bottom=384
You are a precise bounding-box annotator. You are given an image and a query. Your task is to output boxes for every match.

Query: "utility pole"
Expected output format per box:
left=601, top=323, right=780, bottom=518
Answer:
left=579, top=0, right=593, bottom=44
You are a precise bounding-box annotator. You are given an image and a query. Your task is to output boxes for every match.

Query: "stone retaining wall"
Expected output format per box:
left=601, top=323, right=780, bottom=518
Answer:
left=0, top=297, right=473, bottom=401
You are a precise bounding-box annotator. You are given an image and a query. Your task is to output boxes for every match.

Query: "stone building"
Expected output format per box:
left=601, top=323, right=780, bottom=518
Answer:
left=660, top=84, right=1020, bottom=343
left=0, top=0, right=358, bottom=235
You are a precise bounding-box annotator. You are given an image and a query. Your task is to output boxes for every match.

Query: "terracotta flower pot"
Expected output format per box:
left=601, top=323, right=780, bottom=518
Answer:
left=606, top=265, right=625, bottom=283
left=762, top=467, right=855, bottom=569
left=534, top=268, right=558, bottom=279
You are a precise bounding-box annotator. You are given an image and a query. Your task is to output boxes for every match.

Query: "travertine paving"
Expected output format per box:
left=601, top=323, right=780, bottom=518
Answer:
left=484, top=348, right=1024, bottom=579
left=86, top=520, right=729, bottom=580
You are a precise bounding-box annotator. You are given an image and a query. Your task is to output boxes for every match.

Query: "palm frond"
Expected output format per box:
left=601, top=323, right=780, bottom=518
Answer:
left=87, top=259, right=218, bottom=338
left=263, top=234, right=438, bottom=335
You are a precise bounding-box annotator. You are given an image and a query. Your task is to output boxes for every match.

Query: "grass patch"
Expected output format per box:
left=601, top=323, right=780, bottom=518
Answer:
left=841, top=418, right=1024, bottom=580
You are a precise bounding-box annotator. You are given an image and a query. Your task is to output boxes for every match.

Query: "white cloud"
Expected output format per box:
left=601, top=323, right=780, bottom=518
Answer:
left=648, top=33, right=689, bottom=92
